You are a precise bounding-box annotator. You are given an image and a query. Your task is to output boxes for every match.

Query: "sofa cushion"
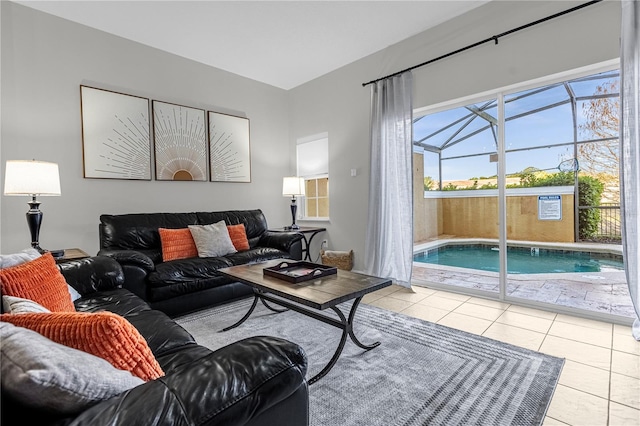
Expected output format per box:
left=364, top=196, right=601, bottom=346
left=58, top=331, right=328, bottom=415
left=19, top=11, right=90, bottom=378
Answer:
left=0, top=311, right=164, bottom=381
left=189, top=222, right=237, bottom=257
left=2, top=295, right=50, bottom=314
left=0, top=322, right=143, bottom=415
left=227, top=224, right=250, bottom=251
left=74, top=288, right=152, bottom=316
left=159, top=228, right=198, bottom=262
left=224, top=247, right=292, bottom=266
left=0, top=253, right=76, bottom=312
left=118, top=310, right=197, bottom=358
left=148, top=257, right=234, bottom=286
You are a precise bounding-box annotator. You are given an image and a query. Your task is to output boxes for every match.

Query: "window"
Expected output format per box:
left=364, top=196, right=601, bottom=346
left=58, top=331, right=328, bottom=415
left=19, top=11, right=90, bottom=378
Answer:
left=296, top=133, right=329, bottom=219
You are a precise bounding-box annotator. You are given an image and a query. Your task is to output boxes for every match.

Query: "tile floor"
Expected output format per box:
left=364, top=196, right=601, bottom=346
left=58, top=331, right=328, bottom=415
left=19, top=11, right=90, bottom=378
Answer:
left=362, top=284, right=640, bottom=426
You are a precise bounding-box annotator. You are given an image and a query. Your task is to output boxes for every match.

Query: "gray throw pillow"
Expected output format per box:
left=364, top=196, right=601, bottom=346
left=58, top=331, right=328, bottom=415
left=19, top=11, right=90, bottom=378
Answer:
left=2, top=295, right=51, bottom=314
left=189, top=221, right=238, bottom=257
left=0, top=322, right=144, bottom=414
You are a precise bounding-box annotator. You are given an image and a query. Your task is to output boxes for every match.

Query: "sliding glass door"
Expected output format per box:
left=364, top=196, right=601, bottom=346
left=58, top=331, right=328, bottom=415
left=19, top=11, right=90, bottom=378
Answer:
left=412, top=64, right=633, bottom=322
left=412, top=99, right=500, bottom=297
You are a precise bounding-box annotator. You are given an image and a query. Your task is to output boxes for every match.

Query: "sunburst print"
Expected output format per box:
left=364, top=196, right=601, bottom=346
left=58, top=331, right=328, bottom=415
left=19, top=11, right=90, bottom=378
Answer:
left=153, top=101, right=207, bottom=181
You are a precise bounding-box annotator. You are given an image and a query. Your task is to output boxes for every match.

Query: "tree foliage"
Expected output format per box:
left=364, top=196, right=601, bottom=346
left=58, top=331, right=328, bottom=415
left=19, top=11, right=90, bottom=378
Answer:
left=577, top=80, right=620, bottom=202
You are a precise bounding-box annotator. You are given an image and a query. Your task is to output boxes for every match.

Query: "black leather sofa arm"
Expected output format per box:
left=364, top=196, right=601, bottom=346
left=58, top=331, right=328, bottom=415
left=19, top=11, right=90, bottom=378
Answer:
left=98, top=249, right=155, bottom=272
left=58, top=256, right=125, bottom=295
left=259, top=231, right=304, bottom=253
left=67, top=336, right=308, bottom=426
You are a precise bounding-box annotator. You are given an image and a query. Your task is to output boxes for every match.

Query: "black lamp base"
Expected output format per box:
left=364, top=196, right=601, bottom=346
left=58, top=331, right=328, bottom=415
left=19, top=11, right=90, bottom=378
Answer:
left=288, top=196, right=300, bottom=230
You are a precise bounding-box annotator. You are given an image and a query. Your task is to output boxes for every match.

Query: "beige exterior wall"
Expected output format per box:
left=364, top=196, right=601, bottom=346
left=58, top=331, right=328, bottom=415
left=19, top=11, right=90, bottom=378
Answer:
left=413, top=153, right=441, bottom=242
left=413, top=152, right=575, bottom=243
left=432, top=194, right=575, bottom=242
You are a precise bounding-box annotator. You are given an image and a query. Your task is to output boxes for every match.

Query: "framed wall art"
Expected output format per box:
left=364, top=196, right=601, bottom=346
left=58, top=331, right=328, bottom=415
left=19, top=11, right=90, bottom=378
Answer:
left=208, top=111, right=251, bottom=182
left=80, top=86, right=151, bottom=180
left=153, top=100, right=207, bottom=181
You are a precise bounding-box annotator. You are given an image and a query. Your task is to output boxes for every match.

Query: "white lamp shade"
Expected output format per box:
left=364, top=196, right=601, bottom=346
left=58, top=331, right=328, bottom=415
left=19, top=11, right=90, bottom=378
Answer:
left=282, top=176, right=305, bottom=196
left=4, top=160, right=61, bottom=196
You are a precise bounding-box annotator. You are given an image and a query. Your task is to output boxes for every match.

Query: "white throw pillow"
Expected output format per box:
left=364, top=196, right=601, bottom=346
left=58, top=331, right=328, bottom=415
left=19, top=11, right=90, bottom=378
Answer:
left=188, top=221, right=238, bottom=258
left=2, top=295, right=51, bottom=314
left=0, top=322, right=144, bottom=414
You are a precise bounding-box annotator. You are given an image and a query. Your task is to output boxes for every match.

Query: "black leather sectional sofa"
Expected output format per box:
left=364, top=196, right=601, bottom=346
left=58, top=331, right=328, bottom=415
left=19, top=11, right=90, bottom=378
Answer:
left=98, top=210, right=303, bottom=317
left=1, top=256, right=309, bottom=426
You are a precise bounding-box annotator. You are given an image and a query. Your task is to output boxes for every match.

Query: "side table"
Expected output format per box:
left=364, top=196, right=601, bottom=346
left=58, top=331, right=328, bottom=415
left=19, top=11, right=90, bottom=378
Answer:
left=268, top=226, right=326, bottom=261
left=54, top=248, right=90, bottom=264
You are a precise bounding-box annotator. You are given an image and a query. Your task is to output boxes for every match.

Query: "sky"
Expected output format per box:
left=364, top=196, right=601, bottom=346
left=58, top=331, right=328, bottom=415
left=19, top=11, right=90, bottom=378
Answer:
left=414, top=71, right=619, bottom=182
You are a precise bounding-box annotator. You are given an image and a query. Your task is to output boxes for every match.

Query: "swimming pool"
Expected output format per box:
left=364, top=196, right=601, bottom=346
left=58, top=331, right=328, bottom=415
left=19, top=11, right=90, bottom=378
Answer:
left=413, top=244, right=624, bottom=274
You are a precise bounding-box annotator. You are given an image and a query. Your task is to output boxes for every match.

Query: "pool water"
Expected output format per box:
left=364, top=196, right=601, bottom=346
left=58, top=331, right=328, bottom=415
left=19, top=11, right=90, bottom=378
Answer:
left=413, top=244, right=624, bottom=274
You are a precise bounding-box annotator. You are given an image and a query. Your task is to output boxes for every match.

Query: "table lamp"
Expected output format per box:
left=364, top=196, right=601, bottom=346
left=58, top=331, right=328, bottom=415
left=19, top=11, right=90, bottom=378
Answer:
left=282, top=176, right=305, bottom=230
left=4, top=160, right=63, bottom=255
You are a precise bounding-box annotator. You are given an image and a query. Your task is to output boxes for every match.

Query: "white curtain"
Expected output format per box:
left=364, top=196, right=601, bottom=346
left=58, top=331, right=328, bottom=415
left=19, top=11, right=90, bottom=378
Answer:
left=620, top=0, right=640, bottom=340
left=365, top=72, right=413, bottom=288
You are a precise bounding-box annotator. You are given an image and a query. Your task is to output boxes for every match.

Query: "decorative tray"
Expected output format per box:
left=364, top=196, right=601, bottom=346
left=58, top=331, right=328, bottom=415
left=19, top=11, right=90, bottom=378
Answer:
left=263, top=261, right=337, bottom=283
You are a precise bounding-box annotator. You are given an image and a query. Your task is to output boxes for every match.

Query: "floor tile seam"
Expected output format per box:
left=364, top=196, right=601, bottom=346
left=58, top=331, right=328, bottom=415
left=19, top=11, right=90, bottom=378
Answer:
left=552, top=316, right=614, bottom=333
left=550, top=317, right=615, bottom=335
left=557, top=380, right=612, bottom=402
left=607, top=399, right=640, bottom=412
left=545, top=331, right=613, bottom=350
left=611, top=343, right=640, bottom=356
left=450, top=309, right=504, bottom=322
left=610, top=348, right=640, bottom=380
left=543, top=334, right=615, bottom=353
left=609, top=369, right=640, bottom=380
left=545, top=414, right=571, bottom=425
left=563, top=359, right=614, bottom=374
left=387, top=294, right=430, bottom=303
left=437, top=311, right=495, bottom=336
left=506, top=305, right=559, bottom=321
left=457, top=300, right=508, bottom=313
left=493, top=316, right=553, bottom=335
left=464, top=298, right=512, bottom=310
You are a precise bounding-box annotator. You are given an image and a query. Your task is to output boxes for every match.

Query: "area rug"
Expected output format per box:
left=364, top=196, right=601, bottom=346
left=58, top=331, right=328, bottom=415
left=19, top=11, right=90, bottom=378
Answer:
left=175, top=298, right=564, bottom=426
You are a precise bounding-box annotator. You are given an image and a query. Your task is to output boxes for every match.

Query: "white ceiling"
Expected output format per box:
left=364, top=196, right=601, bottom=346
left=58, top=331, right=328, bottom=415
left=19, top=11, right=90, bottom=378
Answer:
left=15, top=1, right=489, bottom=90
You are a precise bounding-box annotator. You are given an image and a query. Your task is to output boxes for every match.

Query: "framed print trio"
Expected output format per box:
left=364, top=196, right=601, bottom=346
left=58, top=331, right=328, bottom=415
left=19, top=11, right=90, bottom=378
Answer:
left=80, top=85, right=251, bottom=182
left=80, top=86, right=152, bottom=180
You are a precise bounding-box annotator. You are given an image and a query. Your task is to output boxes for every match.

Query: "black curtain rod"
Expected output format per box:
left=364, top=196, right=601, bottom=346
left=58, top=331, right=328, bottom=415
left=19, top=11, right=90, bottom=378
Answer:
left=361, top=0, right=603, bottom=87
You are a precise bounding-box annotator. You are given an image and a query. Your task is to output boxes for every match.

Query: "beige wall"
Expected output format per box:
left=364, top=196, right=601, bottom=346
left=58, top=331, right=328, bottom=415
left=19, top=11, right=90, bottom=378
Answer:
left=437, top=194, right=575, bottom=242
left=413, top=152, right=441, bottom=242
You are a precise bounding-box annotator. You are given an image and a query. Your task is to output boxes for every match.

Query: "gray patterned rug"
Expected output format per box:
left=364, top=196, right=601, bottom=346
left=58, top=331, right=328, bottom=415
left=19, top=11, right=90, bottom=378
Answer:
left=175, top=298, right=564, bottom=426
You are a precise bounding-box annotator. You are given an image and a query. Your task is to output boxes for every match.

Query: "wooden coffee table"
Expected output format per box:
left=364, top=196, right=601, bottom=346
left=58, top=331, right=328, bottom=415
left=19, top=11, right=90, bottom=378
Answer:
left=218, top=259, right=392, bottom=384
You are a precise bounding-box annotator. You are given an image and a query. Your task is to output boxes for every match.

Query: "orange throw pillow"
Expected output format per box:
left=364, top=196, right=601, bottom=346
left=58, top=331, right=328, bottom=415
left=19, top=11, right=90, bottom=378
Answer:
left=227, top=224, right=250, bottom=251
left=159, top=228, right=198, bottom=261
left=1, top=311, right=164, bottom=381
left=0, top=252, right=75, bottom=312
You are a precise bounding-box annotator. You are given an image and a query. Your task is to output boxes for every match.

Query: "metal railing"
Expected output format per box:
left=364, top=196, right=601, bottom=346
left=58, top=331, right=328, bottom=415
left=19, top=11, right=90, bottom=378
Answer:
left=579, top=203, right=621, bottom=240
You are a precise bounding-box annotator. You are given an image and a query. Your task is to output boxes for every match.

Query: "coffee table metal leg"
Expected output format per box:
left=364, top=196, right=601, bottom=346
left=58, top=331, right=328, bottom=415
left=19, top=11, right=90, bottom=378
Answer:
left=309, top=307, right=349, bottom=385
left=261, top=298, right=288, bottom=313
left=221, top=294, right=259, bottom=331
left=346, top=297, right=380, bottom=350
left=308, top=296, right=380, bottom=384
